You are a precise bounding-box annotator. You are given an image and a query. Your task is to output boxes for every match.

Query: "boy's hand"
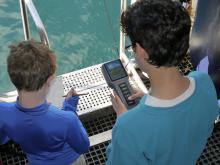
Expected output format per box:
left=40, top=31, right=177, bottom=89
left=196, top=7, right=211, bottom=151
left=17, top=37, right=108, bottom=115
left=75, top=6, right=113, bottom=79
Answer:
left=65, top=88, right=79, bottom=108
left=66, top=88, right=77, bottom=99
left=128, top=90, right=145, bottom=100
left=110, top=91, right=127, bottom=117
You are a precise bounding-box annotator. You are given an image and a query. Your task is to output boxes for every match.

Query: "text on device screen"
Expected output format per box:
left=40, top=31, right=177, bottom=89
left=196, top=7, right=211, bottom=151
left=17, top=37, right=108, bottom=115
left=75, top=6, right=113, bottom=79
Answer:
left=106, top=60, right=127, bottom=81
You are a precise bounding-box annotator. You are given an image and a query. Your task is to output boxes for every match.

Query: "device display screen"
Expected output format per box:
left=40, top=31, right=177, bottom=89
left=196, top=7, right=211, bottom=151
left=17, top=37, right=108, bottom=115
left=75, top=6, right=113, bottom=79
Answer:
left=105, top=60, right=127, bottom=81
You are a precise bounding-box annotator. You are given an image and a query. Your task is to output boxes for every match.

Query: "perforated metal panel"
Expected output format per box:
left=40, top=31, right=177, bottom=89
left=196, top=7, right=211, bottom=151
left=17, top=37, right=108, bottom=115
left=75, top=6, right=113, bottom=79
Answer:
left=84, top=141, right=110, bottom=165
left=61, top=64, right=113, bottom=115
left=76, top=85, right=112, bottom=115
left=62, top=64, right=106, bottom=92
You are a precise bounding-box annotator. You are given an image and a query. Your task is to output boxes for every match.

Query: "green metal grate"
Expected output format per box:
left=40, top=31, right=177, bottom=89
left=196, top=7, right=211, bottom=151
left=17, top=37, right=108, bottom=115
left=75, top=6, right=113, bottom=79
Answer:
left=83, top=113, right=116, bottom=137
left=197, top=123, right=220, bottom=164
left=0, top=141, right=27, bottom=165
left=178, top=53, right=194, bottom=75
left=84, top=141, right=110, bottom=165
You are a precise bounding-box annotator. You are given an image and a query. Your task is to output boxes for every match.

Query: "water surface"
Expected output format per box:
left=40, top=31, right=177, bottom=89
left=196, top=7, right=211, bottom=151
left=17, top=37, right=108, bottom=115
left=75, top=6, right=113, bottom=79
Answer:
left=0, top=0, right=120, bottom=93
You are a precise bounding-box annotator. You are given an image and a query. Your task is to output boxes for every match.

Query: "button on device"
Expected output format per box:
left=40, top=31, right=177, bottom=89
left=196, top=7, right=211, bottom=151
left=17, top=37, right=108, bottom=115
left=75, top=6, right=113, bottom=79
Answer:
left=120, top=87, right=128, bottom=92
left=118, top=84, right=136, bottom=106
left=119, top=83, right=126, bottom=88
left=122, top=90, right=130, bottom=95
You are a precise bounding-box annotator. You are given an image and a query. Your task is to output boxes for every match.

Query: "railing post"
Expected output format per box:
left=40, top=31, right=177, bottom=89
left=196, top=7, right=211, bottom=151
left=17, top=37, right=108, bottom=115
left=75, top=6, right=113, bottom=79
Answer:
left=119, top=0, right=126, bottom=57
left=19, top=0, right=50, bottom=47
left=119, top=0, right=148, bottom=94
left=19, top=0, right=30, bottom=40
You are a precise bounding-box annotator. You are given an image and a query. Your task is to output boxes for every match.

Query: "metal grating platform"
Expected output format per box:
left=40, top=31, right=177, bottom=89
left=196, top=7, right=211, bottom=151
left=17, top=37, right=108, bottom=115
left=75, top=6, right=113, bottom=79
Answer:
left=178, top=53, right=194, bottom=75
left=84, top=141, right=110, bottom=165
left=197, top=123, right=220, bottom=164
left=0, top=141, right=27, bottom=165
left=82, top=112, right=116, bottom=137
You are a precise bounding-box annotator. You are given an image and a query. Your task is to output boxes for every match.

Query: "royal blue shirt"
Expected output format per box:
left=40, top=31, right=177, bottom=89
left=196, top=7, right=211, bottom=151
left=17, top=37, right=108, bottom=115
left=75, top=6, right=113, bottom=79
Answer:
left=106, top=71, right=219, bottom=165
left=0, top=96, right=89, bottom=165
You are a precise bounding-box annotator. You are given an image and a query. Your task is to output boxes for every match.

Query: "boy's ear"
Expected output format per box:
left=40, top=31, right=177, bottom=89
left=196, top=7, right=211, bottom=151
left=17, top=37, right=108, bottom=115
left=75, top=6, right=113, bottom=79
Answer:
left=136, top=43, right=149, bottom=60
left=46, top=74, right=55, bottom=87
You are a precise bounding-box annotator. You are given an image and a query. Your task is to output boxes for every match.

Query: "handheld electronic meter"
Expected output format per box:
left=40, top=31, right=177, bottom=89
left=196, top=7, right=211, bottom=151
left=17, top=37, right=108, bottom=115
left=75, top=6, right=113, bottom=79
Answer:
left=102, top=59, right=138, bottom=109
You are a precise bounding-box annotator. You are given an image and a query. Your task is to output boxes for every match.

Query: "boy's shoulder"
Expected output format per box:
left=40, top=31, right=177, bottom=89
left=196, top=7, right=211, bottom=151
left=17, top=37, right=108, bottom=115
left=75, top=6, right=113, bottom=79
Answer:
left=0, top=102, right=15, bottom=111
left=0, top=102, right=15, bottom=121
left=188, top=71, right=215, bottom=90
left=188, top=71, right=211, bottom=82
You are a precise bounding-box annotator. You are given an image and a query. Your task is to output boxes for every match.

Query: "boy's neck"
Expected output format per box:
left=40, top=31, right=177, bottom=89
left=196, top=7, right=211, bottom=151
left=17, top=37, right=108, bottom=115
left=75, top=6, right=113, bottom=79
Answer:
left=147, top=67, right=190, bottom=100
left=18, top=89, right=47, bottom=109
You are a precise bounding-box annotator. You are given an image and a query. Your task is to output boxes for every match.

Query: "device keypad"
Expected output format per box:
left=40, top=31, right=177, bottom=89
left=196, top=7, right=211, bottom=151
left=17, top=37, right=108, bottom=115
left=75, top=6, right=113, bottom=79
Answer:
left=119, top=83, right=135, bottom=106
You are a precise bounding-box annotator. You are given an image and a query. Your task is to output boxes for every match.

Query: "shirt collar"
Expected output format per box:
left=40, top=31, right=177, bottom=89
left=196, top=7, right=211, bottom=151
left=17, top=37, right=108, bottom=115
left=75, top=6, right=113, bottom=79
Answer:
left=145, top=77, right=195, bottom=108
left=15, top=97, right=49, bottom=115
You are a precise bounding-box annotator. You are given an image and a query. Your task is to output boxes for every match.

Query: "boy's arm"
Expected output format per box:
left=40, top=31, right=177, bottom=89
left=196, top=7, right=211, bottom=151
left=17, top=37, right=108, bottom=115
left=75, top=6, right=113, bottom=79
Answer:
left=0, top=107, right=10, bottom=144
left=66, top=113, right=90, bottom=154
left=0, top=125, right=10, bottom=145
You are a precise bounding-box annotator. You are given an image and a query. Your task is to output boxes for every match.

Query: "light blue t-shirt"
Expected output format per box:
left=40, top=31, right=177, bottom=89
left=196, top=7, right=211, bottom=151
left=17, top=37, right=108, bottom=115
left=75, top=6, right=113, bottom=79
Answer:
left=106, top=71, right=219, bottom=165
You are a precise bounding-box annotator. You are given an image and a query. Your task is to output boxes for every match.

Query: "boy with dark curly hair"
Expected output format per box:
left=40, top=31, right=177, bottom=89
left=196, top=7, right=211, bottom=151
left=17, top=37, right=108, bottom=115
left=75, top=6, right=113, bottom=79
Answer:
left=106, top=0, right=219, bottom=164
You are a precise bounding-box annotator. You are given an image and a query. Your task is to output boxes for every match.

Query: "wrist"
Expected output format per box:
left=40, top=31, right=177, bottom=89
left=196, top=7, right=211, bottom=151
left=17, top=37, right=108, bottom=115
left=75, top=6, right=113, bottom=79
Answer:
left=65, top=96, right=79, bottom=107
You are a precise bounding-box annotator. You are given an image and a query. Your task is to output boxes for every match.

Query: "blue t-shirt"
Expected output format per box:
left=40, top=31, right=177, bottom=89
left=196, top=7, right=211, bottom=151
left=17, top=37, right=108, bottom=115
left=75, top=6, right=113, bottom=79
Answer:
left=0, top=96, right=89, bottom=165
left=106, top=71, right=219, bottom=165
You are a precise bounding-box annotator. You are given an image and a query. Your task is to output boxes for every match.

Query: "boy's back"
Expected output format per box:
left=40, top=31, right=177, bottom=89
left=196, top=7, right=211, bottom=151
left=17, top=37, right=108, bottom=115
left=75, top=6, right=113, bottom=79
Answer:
left=0, top=97, right=89, bottom=165
left=106, top=72, right=219, bottom=165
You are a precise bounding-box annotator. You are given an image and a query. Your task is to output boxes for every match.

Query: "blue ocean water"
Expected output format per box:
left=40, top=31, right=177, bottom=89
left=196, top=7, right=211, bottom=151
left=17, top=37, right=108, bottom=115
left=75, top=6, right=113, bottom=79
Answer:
left=0, top=0, right=120, bottom=93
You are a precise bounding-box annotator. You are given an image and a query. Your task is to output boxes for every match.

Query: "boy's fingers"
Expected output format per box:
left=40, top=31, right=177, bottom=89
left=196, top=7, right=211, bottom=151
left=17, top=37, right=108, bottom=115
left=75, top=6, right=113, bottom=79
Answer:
left=66, top=88, right=77, bottom=98
left=110, top=91, right=128, bottom=117
left=128, top=94, right=138, bottom=100
left=110, top=94, right=115, bottom=103
left=110, top=94, right=118, bottom=110
left=113, top=91, right=120, bottom=103
left=128, top=92, right=144, bottom=100
left=71, top=88, right=77, bottom=95
left=113, top=92, right=126, bottom=109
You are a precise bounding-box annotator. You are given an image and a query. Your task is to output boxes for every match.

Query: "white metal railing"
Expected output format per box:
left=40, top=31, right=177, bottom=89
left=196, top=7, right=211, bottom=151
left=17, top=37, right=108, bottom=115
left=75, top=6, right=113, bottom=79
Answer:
left=119, top=0, right=148, bottom=94
left=19, top=0, right=50, bottom=47
left=0, top=0, right=50, bottom=102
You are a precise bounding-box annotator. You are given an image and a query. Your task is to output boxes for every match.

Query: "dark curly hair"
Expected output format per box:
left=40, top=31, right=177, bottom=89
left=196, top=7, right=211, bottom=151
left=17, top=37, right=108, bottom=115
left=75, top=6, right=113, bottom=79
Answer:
left=121, top=0, right=191, bottom=67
